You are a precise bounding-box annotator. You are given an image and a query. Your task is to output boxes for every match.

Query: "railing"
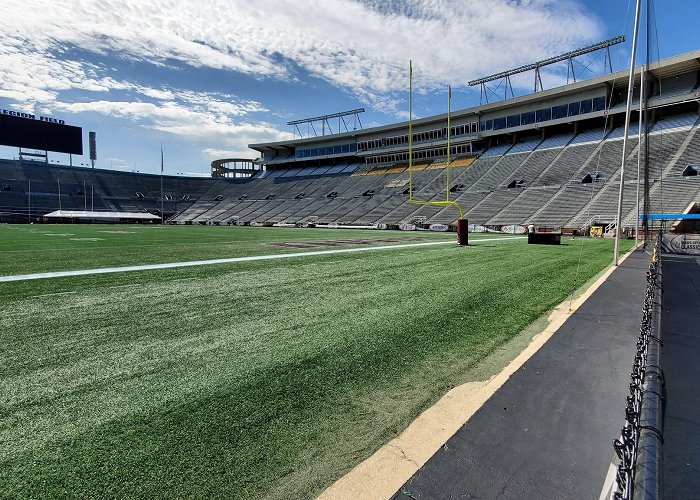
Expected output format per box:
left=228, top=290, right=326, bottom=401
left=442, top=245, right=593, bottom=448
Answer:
left=613, top=235, right=664, bottom=499
left=581, top=213, right=617, bottom=230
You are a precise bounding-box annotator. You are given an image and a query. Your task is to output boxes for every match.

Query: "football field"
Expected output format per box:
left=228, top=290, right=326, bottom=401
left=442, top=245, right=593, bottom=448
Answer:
left=0, top=224, right=633, bottom=498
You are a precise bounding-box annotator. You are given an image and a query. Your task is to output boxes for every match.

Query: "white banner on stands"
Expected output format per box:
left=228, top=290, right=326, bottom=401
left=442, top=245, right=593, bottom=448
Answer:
left=661, top=234, right=700, bottom=255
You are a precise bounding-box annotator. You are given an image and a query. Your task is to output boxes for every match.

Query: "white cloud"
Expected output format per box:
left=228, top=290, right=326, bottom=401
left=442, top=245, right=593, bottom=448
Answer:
left=52, top=98, right=292, bottom=159
left=202, top=148, right=253, bottom=159
left=0, top=0, right=604, bottom=108
left=0, top=0, right=609, bottom=170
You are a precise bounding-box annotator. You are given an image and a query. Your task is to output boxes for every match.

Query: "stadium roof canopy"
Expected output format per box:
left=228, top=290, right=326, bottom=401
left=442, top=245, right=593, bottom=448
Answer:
left=44, top=210, right=161, bottom=220
left=249, top=48, right=700, bottom=158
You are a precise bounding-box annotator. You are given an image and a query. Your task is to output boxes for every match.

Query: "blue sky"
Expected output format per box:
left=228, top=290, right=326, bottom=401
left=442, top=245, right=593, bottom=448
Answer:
left=0, top=0, right=697, bottom=176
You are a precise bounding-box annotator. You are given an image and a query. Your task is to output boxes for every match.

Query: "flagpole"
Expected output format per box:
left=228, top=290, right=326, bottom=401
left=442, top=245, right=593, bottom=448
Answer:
left=160, top=143, right=164, bottom=224
left=408, top=61, right=413, bottom=202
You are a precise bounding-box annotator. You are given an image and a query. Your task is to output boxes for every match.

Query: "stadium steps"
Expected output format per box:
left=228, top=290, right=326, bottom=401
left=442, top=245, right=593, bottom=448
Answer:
left=245, top=199, right=291, bottom=223
left=466, top=189, right=522, bottom=225
left=534, top=142, right=601, bottom=186
left=311, top=197, right=364, bottom=224
left=405, top=168, right=449, bottom=196
left=232, top=200, right=281, bottom=223
left=0, top=192, right=32, bottom=216
left=319, top=194, right=381, bottom=223
left=289, top=195, right=350, bottom=223
left=333, top=196, right=379, bottom=224
left=565, top=142, right=642, bottom=228
left=285, top=197, right=334, bottom=222
left=470, top=151, right=531, bottom=190
left=443, top=156, right=501, bottom=193
left=0, top=160, right=21, bottom=181
left=237, top=179, right=276, bottom=200
left=406, top=194, right=455, bottom=224
left=487, top=186, right=561, bottom=226
left=274, top=198, right=318, bottom=223
left=633, top=177, right=700, bottom=224
left=382, top=201, right=426, bottom=224
left=575, top=136, right=640, bottom=182
left=340, top=168, right=446, bottom=223
left=533, top=128, right=606, bottom=185
left=309, top=196, right=355, bottom=223
left=266, top=198, right=323, bottom=223
left=191, top=184, right=247, bottom=222
left=209, top=200, right=257, bottom=223
left=470, top=139, right=542, bottom=191
left=619, top=119, right=700, bottom=227
left=224, top=200, right=269, bottom=223
left=325, top=172, right=385, bottom=197
left=528, top=184, right=603, bottom=227
left=197, top=200, right=243, bottom=223
left=300, top=174, right=352, bottom=198
left=461, top=144, right=515, bottom=192
left=353, top=196, right=403, bottom=225
left=652, top=117, right=700, bottom=178
left=426, top=191, right=489, bottom=225
left=408, top=168, right=448, bottom=197
left=570, top=180, right=640, bottom=229
left=259, top=199, right=309, bottom=223
left=376, top=197, right=424, bottom=224
left=175, top=181, right=232, bottom=222
left=508, top=148, right=562, bottom=187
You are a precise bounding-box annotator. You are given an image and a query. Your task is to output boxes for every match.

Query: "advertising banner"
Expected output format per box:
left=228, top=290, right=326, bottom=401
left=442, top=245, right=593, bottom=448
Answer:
left=661, top=234, right=700, bottom=255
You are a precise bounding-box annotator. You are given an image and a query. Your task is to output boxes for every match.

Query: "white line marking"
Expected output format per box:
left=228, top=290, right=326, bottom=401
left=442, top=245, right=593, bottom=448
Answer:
left=0, top=236, right=525, bottom=283
left=598, top=462, right=617, bottom=500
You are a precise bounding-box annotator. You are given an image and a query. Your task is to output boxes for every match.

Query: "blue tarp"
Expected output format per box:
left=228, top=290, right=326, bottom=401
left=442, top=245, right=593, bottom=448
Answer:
left=641, top=213, right=700, bottom=220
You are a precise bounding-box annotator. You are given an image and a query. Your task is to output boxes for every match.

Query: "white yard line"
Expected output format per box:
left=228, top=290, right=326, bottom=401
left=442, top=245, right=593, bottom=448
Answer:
left=0, top=237, right=525, bottom=283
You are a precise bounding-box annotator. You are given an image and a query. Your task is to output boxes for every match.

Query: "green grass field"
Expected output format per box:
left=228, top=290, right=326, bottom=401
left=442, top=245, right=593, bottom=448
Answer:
left=0, top=224, right=633, bottom=498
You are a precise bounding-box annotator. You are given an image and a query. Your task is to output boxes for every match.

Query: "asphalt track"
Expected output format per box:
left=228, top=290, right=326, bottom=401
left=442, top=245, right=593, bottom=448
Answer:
left=660, top=254, right=700, bottom=498
left=392, top=248, right=651, bottom=499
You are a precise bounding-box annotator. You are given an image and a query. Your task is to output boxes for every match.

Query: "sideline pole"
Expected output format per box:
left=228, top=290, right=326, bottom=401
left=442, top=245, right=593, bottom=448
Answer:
left=408, top=61, right=413, bottom=202
left=635, top=65, right=645, bottom=243
left=614, top=0, right=641, bottom=265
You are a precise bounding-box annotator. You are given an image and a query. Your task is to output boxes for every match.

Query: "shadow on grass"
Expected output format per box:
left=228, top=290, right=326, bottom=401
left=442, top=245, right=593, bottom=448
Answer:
left=1, top=354, right=360, bottom=499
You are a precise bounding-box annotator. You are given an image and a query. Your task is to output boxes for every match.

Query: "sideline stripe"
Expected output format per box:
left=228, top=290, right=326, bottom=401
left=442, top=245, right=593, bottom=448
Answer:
left=598, top=462, right=617, bottom=500
left=0, top=236, right=525, bottom=283
left=318, top=247, right=637, bottom=500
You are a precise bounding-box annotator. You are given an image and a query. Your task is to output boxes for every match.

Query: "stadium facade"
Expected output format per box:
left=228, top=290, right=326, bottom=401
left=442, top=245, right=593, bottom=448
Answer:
left=1, top=49, right=699, bottom=229
left=251, top=49, right=699, bottom=173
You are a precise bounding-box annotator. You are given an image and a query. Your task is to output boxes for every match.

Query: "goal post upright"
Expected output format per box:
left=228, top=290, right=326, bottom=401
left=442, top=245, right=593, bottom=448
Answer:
left=407, top=63, right=466, bottom=243
left=446, top=85, right=451, bottom=203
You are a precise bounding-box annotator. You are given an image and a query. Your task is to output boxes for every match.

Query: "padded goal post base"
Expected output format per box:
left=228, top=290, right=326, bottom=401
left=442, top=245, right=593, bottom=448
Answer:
left=457, top=218, right=468, bottom=245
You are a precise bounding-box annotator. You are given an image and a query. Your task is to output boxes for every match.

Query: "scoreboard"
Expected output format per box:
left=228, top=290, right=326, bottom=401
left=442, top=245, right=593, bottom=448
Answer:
left=0, top=110, right=83, bottom=155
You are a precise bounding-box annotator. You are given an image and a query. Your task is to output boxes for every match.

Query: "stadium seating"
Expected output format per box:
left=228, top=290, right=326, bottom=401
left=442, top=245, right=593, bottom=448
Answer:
left=488, top=186, right=561, bottom=225
left=2, top=112, right=699, bottom=229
